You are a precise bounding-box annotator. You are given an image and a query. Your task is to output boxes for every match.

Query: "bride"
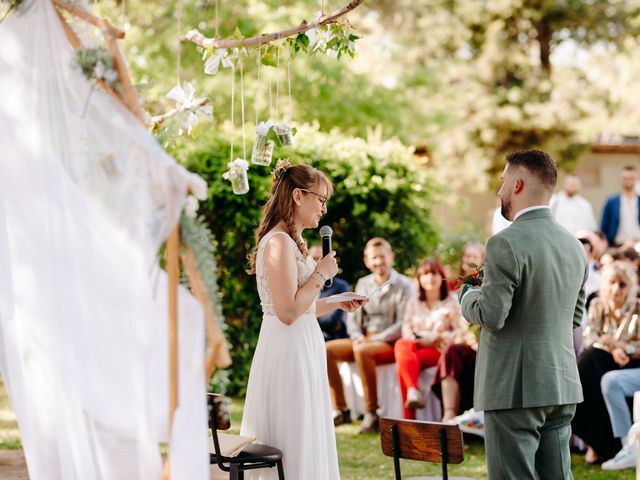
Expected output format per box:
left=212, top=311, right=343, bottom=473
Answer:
left=241, top=161, right=365, bottom=479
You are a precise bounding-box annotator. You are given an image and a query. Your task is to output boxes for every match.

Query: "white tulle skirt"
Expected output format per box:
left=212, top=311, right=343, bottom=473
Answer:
left=240, top=313, right=340, bottom=480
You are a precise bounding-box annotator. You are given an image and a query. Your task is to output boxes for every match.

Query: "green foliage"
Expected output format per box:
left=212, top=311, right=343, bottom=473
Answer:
left=433, top=230, right=483, bottom=271
left=170, top=122, right=439, bottom=395
left=74, top=47, right=121, bottom=92
left=179, top=213, right=226, bottom=333
left=0, top=0, right=22, bottom=22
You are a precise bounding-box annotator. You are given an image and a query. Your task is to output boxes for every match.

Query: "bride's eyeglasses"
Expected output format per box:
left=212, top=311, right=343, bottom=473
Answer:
left=300, top=188, right=328, bottom=207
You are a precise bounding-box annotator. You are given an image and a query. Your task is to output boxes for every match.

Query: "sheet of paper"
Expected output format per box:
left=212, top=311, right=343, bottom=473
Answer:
left=324, top=293, right=368, bottom=304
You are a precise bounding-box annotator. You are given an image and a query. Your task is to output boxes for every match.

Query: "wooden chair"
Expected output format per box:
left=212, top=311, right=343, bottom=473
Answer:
left=208, top=394, right=285, bottom=480
left=380, top=417, right=475, bottom=480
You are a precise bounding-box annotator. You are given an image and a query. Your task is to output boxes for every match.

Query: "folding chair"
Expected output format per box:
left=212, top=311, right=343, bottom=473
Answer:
left=380, top=417, right=475, bottom=480
left=208, top=393, right=285, bottom=480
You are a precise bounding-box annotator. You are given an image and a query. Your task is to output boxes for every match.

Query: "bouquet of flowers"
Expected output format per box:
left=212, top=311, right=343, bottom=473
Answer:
left=458, top=263, right=483, bottom=287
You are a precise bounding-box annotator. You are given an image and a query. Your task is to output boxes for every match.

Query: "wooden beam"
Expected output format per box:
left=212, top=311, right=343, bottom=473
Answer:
left=150, top=98, right=210, bottom=127
left=52, top=0, right=125, bottom=39
left=180, top=0, right=364, bottom=50
left=591, top=143, right=640, bottom=154
left=166, top=225, right=180, bottom=434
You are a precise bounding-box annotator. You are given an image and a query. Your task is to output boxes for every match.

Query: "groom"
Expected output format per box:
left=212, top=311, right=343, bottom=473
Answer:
left=461, top=150, right=587, bottom=479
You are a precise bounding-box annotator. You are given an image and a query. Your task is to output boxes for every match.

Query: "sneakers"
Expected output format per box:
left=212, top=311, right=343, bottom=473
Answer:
left=602, top=443, right=637, bottom=470
left=405, top=387, right=426, bottom=409
left=358, top=412, right=379, bottom=434
left=333, top=409, right=351, bottom=426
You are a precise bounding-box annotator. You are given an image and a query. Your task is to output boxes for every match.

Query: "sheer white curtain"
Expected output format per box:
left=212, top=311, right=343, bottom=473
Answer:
left=0, top=0, right=209, bottom=478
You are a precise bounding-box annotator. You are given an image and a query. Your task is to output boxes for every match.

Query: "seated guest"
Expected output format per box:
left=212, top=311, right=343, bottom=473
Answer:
left=432, top=329, right=478, bottom=422
left=572, top=261, right=640, bottom=463
left=600, top=368, right=640, bottom=470
left=326, top=237, right=414, bottom=433
left=310, top=244, right=350, bottom=341
left=459, top=242, right=485, bottom=280
left=394, top=258, right=464, bottom=419
left=431, top=244, right=485, bottom=422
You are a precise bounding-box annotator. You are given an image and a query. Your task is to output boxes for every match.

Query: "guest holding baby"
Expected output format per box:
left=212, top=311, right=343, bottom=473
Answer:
left=394, top=258, right=466, bottom=419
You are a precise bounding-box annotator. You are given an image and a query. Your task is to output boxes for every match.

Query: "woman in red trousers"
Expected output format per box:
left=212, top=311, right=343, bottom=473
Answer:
left=394, top=258, right=465, bottom=419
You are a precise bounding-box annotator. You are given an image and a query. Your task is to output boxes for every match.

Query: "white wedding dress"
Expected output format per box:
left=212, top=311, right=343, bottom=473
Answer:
left=240, top=231, right=340, bottom=479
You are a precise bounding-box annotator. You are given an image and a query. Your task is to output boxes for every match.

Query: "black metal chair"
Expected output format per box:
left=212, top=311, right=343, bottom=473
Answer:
left=208, top=393, right=285, bottom=480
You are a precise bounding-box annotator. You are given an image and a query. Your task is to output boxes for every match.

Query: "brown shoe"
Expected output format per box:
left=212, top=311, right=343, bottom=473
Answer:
left=405, top=387, right=426, bottom=410
left=333, top=409, right=351, bottom=426
left=358, top=412, right=379, bottom=434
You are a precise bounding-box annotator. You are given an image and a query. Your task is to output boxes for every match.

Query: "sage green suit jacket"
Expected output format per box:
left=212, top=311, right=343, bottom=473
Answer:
left=461, top=208, right=588, bottom=411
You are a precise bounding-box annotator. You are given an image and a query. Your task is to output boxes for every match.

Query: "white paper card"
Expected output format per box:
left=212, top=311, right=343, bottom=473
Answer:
left=324, top=293, right=368, bottom=304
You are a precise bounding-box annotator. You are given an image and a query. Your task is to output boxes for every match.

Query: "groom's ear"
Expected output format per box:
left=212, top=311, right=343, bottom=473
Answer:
left=514, top=178, right=525, bottom=194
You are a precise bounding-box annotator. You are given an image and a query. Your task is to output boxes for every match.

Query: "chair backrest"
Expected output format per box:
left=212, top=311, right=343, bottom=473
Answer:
left=380, top=417, right=465, bottom=479
left=208, top=393, right=231, bottom=431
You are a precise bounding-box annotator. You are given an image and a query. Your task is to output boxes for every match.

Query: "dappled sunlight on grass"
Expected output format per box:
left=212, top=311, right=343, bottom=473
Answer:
left=0, top=391, right=631, bottom=479
left=0, top=381, right=20, bottom=450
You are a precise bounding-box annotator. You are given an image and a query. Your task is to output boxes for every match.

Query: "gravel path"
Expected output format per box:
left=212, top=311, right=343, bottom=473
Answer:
left=0, top=449, right=28, bottom=479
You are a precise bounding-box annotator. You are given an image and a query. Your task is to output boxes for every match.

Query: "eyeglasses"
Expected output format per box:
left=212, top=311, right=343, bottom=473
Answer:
left=300, top=188, right=328, bottom=207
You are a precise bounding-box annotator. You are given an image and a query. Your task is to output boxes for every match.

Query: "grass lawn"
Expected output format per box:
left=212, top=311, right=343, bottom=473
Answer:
left=224, top=399, right=632, bottom=480
left=0, top=381, right=632, bottom=479
left=0, top=381, right=20, bottom=450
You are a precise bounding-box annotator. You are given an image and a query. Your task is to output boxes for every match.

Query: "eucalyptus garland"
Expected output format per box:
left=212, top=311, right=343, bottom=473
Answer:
left=179, top=213, right=225, bottom=332
left=75, top=47, right=122, bottom=92
left=179, top=213, right=229, bottom=394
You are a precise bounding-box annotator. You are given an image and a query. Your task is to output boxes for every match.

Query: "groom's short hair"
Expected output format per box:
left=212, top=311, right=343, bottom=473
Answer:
left=506, top=149, right=557, bottom=189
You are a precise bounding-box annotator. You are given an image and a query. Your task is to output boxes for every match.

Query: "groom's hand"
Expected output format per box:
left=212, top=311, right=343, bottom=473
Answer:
left=458, top=283, right=477, bottom=304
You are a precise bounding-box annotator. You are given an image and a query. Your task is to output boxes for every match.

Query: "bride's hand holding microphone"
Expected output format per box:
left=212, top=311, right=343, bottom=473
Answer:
left=314, top=252, right=366, bottom=313
left=313, top=250, right=338, bottom=283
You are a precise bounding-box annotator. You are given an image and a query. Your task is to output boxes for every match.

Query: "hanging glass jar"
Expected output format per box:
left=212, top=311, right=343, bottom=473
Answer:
left=251, top=121, right=275, bottom=166
left=223, top=159, right=250, bottom=195
left=274, top=123, right=295, bottom=146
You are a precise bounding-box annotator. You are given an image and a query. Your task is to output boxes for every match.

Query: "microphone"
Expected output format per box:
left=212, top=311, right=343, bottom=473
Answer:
left=319, top=225, right=333, bottom=288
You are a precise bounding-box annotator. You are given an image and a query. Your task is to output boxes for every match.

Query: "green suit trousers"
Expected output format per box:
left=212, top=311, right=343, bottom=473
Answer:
left=484, top=404, right=576, bottom=480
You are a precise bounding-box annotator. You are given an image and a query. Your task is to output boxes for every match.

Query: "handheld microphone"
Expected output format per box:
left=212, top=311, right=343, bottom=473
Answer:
left=319, top=225, right=333, bottom=288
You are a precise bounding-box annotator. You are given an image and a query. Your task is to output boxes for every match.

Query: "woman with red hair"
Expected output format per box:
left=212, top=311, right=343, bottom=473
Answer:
left=394, top=258, right=465, bottom=419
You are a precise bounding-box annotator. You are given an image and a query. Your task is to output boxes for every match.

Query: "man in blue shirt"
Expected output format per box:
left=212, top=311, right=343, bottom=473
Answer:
left=600, top=165, right=640, bottom=246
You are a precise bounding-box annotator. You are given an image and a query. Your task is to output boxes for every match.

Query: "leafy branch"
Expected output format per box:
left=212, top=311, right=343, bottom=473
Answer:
left=180, top=0, right=364, bottom=50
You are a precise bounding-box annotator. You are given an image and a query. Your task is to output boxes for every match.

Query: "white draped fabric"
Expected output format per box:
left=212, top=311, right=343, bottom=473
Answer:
left=0, top=1, right=209, bottom=479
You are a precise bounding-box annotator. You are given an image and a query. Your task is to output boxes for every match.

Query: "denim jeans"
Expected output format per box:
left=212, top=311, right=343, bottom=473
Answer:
left=601, top=368, right=640, bottom=438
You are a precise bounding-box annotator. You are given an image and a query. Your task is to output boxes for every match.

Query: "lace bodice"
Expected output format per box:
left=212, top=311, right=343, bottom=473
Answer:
left=256, top=230, right=317, bottom=317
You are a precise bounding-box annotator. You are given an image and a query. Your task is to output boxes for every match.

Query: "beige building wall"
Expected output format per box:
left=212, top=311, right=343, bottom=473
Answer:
left=433, top=146, right=640, bottom=235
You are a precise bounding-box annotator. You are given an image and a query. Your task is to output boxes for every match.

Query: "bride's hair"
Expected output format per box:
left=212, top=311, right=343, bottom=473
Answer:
left=247, top=162, right=333, bottom=274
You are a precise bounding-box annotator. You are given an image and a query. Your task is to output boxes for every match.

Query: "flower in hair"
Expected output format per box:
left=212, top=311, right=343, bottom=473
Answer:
left=272, top=159, right=292, bottom=182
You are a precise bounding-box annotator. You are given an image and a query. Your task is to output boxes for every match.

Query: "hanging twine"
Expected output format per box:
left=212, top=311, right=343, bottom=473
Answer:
left=240, top=53, right=246, bottom=160
left=215, top=0, right=220, bottom=39
left=275, top=47, right=280, bottom=120
left=287, top=56, right=292, bottom=123
left=176, top=1, right=182, bottom=85
left=230, top=64, right=235, bottom=161
left=268, top=68, right=273, bottom=120
left=121, top=0, right=126, bottom=22
left=321, top=0, right=325, bottom=15
left=255, top=45, right=261, bottom=125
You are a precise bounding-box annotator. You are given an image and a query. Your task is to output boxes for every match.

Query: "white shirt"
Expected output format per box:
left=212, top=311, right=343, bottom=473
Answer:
left=513, top=205, right=550, bottom=222
left=550, top=192, right=597, bottom=234
left=615, top=194, right=640, bottom=245
left=491, top=207, right=512, bottom=235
